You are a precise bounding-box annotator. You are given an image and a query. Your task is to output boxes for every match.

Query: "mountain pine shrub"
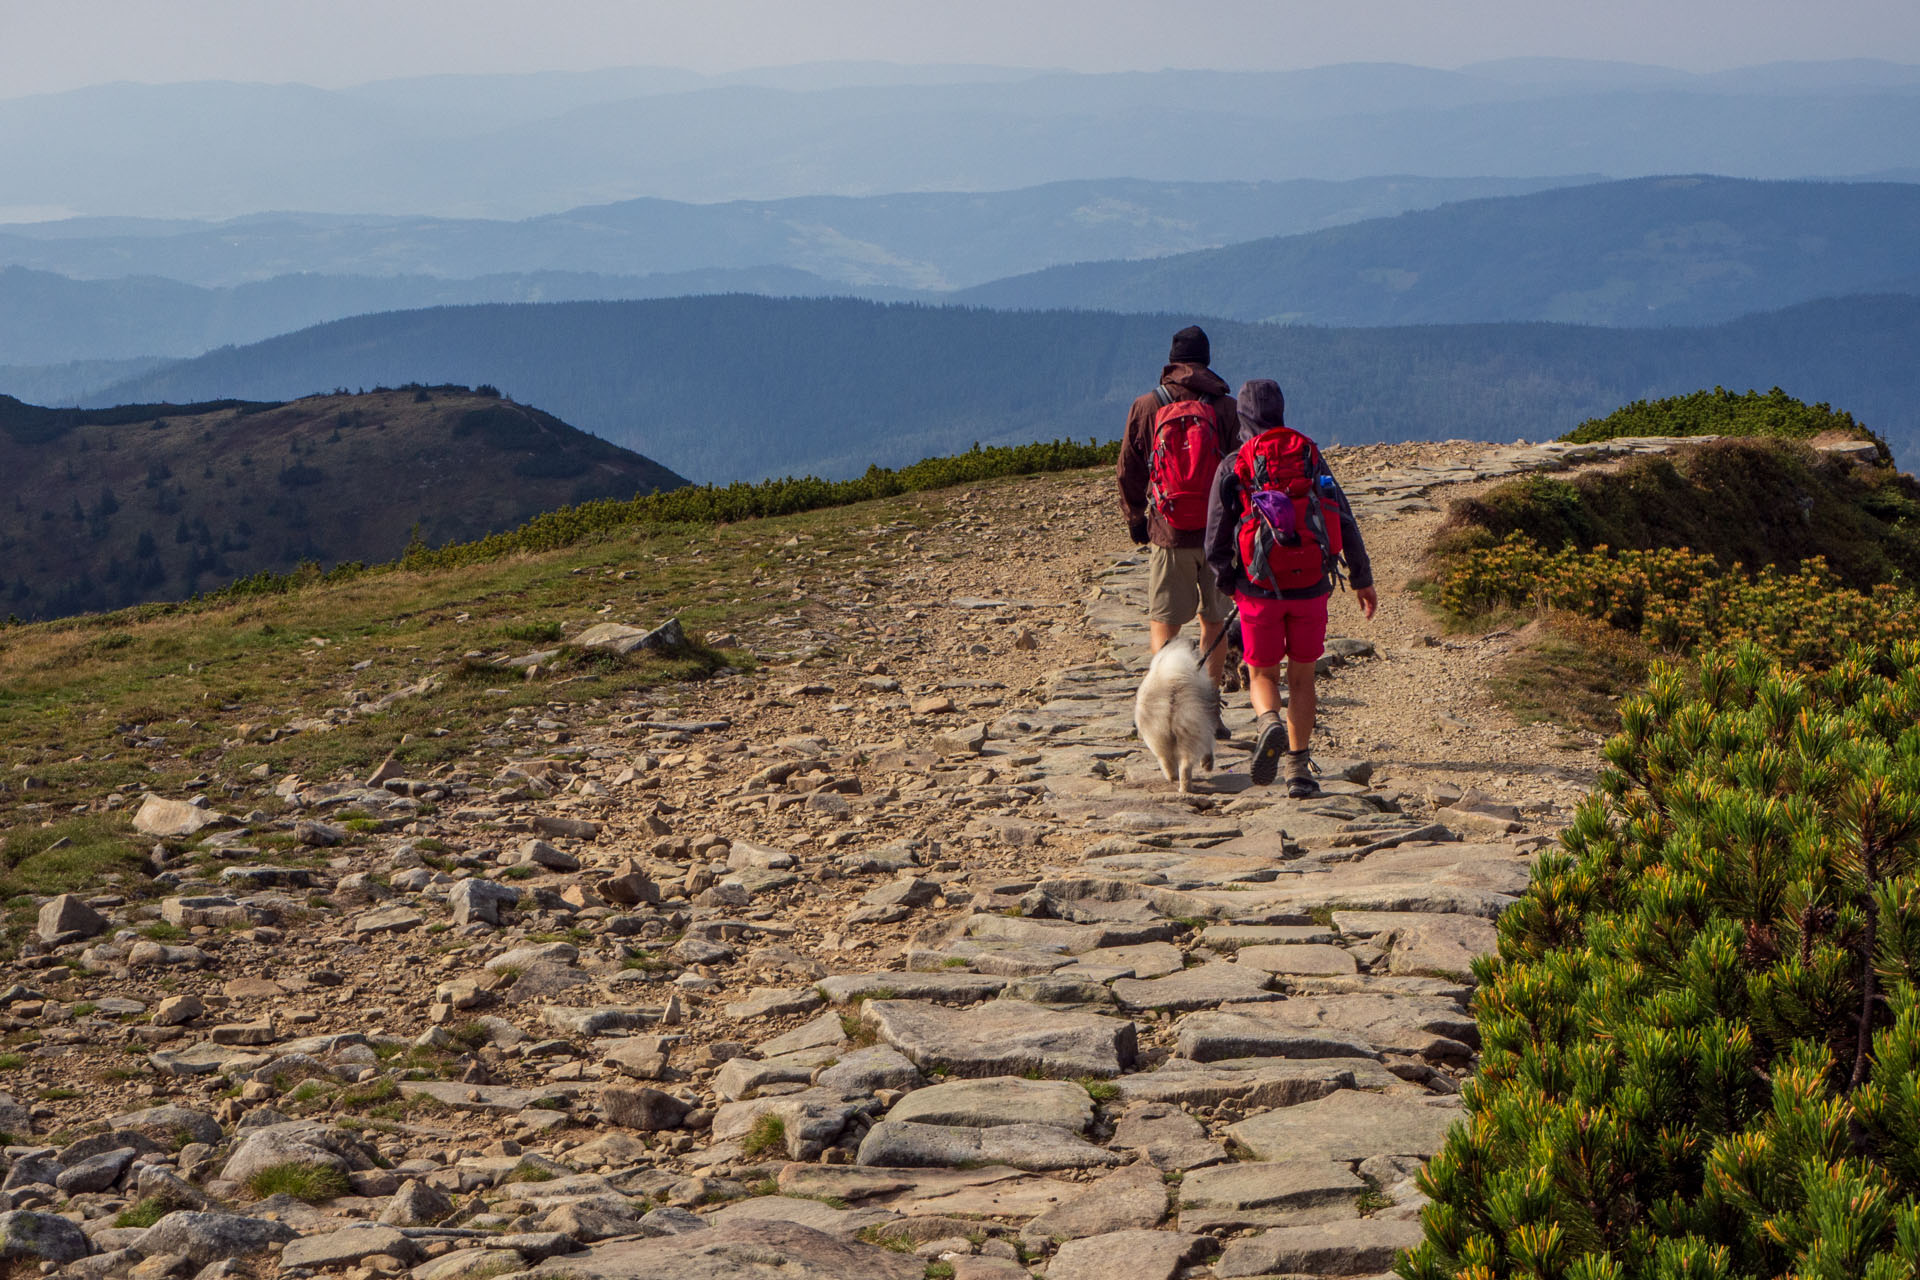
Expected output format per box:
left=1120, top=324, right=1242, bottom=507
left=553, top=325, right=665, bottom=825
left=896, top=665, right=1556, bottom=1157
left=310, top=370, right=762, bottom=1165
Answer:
left=1563, top=386, right=1886, bottom=457
left=1439, top=538, right=1920, bottom=667
left=1401, top=642, right=1920, bottom=1280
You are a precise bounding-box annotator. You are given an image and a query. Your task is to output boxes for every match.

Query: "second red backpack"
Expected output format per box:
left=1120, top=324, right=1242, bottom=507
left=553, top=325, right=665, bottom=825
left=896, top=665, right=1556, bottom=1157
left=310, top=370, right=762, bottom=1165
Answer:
left=1145, top=387, right=1224, bottom=532
left=1234, top=426, right=1346, bottom=592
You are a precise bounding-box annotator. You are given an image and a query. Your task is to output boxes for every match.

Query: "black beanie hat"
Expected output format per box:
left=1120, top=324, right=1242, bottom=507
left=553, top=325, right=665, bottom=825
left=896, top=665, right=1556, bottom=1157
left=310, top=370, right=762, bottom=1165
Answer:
left=1238, top=379, right=1286, bottom=432
left=1168, top=325, right=1210, bottom=365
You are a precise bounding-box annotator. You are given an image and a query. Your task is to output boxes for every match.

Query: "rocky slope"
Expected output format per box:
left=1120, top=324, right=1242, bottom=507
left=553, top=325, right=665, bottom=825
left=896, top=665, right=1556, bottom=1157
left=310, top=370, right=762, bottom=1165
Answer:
left=0, top=438, right=1709, bottom=1279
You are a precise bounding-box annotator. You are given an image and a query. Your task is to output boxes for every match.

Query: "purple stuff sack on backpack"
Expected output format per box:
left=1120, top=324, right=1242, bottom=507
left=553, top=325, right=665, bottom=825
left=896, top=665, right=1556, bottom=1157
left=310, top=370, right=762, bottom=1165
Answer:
left=1249, top=489, right=1300, bottom=545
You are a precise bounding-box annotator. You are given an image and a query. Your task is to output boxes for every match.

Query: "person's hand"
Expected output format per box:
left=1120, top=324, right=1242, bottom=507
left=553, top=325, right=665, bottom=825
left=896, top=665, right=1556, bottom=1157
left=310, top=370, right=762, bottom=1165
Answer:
left=1128, top=518, right=1150, bottom=545
left=1355, top=586, right=1378, bottom=620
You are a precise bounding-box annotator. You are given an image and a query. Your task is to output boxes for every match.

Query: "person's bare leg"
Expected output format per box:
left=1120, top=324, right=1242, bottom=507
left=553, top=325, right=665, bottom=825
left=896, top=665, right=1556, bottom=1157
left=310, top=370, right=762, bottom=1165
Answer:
left=1286, top=659, right=1317, bottom=752
left=1248, top=662, right=1287, bottom=786
left=1198, top=615, right=1228, bottom=687
left=1248, top=665, right=1282, bottom=718
left=1148, top=621, right=1180, bottom=653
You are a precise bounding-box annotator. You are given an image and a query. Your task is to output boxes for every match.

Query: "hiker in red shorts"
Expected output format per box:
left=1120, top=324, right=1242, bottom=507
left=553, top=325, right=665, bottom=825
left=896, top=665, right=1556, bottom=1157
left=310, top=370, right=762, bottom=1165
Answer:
left=1205, top=379, right=1376, bottom=797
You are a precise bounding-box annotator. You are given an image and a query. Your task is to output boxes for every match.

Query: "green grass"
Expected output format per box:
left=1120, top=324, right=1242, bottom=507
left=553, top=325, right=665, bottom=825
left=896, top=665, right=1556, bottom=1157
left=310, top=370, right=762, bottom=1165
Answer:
left=839, top=1013, right=880, bottom=1049
left=0, top=1054, right=25, bottom=1071
left=0, top=815, right=145, bottom=899
left=244, top=1160, right=351, bottom=1202
left=112, top=1198, right=174, bottom=1229
left=740, top=1114, right=787, bottom=1160
left=857, top=1226, right=915, bottom=1253
left=1078, top=1077, right=1121, bottom=1104
left=138, top=921, right=188, bottom=942
left=1487, top=612, right=1654, bottom=736
left=38, top=1086, right=79, bottom=1101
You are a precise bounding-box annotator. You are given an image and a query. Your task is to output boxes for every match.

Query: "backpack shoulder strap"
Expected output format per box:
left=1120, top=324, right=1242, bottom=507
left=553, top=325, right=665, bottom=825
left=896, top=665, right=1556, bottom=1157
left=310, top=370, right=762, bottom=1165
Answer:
left=1152, top=384, right=1178, bottom=408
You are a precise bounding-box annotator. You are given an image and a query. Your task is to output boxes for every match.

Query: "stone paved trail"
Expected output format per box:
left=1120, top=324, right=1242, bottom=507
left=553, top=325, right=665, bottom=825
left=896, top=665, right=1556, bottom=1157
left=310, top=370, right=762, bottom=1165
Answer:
left=6, top=438, right=1714, bottom=1280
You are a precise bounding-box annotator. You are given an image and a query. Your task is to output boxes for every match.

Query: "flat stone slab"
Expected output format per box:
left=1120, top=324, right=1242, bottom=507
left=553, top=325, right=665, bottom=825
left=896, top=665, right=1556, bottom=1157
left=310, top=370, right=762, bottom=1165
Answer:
left=1109, top=1101, right=1230, bottom=1171
left=1232, top=943, right=1360, bottom=976
left=1214, top=1218, right=1427, bottom=1278
left=857, top=1121, right=1126, bottom=1172
left=1112, top=1056, right=1397, bottom=1108
left=862, top=999, right=1137, bottom=1079
left=537, top=1220, right=922, bottom=1280
left=1175, top=994, right=1478, bottom=1061
left=1049, top=1229, right=1212, bottom=1280
left=703, top=1195, right=896, bottom=1237
left=1179, top=1161, right=1363, bottom=1213
left=1200, top=924, right=1340, bottom=949
left=1226, top=1089, right=1464, bottom=1164
left=1332, top=910, right=1500, bottom=981
left=816, top=972, right=1007, bottom=1005
left=965, top=915, right=1174, bottom=953
left=1019, top=1161, right=1167, bottom=1245
left=885, top=1077, right=1093, bottom=1133
left=1182, top=843, right=1535, bottom=920
left=1067, top=941, right=1184, bottom=979
left=281, top=1226, right=421, bottom=1270
left=1110, top=962, right=1277, bottom=1012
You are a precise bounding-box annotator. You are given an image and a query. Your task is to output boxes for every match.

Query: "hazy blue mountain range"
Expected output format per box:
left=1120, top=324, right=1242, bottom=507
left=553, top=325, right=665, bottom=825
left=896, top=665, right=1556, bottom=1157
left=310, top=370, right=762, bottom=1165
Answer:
left=0, top=265, right=855, bottom=364
left=2, top=61, right=1916, bottom=220
left=89, top=293, right=1920, bottom=483
left=0, top=176, right=1591, bottom=291
left=4, top=177, right=1916, bottom=370
left=957, top=177, right=1920, bottom=326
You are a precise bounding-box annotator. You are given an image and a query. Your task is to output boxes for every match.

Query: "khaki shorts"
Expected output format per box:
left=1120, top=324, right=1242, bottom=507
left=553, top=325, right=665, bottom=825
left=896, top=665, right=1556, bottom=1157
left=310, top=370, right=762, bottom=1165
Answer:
left=1147, top=545, right=1227, bottom=626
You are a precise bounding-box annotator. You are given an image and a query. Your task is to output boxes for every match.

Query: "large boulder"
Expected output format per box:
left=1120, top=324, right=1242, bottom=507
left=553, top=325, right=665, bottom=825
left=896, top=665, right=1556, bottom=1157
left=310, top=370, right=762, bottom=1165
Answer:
left=217, top=1121, right=376, bottom=1186
left=133, top=796, right=226, bottom=839
left=136, top=1212, right=297, bottom=1265
left=0, top=1210, right=90, bottom=1263
left=37, top=894, right=107, bottom=945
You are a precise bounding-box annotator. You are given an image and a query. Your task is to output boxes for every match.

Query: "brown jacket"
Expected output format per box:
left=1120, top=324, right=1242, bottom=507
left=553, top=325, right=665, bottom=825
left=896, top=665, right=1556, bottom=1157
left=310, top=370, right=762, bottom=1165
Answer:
left=1116, top=363, right=1242, bottom=549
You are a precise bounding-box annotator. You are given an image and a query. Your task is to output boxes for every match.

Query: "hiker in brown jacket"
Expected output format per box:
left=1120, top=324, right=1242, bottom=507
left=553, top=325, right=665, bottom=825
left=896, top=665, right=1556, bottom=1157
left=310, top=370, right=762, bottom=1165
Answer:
left=1116, top=325, right=1244, bottom=736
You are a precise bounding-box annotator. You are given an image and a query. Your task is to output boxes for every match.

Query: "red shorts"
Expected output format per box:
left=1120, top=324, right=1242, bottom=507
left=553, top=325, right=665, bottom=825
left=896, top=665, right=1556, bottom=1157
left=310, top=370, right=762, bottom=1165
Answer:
left=1235, top=592, right=1328, bottom=667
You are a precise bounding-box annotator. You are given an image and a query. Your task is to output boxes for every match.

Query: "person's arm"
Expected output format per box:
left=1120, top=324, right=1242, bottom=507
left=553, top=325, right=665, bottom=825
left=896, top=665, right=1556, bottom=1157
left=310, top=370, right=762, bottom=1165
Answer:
left=1319, top=460, right=1376, bottom=616
left=1116, top=400, right=1150, bottom=543
left=1205, top=457, right=1242, bottom=595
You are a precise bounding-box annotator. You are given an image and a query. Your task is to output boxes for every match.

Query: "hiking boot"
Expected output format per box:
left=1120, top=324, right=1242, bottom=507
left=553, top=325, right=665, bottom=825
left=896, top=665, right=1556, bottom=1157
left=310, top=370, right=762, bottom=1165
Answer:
left=1213, top=710, right=1233, bottom=742
left=1249, top=716, right=1287, bottom=786
left=1286, top=750, right=1319, bottom=799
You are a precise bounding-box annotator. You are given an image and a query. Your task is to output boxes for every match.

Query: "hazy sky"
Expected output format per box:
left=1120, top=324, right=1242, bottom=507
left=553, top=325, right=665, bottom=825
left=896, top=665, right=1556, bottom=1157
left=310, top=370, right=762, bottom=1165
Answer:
left=2, top=0, right=1918, bottom=97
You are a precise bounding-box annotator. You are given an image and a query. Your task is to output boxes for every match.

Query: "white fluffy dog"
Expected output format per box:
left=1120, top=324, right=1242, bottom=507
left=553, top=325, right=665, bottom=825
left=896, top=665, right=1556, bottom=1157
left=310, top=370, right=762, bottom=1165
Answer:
left=1134, top=639, right=1217, bottom=793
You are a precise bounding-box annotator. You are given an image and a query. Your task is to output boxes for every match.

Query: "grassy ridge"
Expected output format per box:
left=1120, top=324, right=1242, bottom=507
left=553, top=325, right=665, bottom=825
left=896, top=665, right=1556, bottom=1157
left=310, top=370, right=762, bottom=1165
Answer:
left=78, top=437, right=1119, bottom=622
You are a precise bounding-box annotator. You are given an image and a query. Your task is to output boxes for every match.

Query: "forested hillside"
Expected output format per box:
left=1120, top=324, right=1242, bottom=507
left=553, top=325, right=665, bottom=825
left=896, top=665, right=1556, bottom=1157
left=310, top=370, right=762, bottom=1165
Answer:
left=957, top=176, right=1920, bottom=326
left=95, top=293, right=1920, bottom=482
left=0, top=387, right=683, bottom=620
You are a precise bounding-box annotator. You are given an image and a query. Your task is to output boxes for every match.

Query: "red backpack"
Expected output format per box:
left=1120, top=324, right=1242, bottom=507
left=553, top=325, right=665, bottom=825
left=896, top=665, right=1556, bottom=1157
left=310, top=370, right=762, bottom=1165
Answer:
left=1234, top=426, right=1346, bottom=592
left=1145, top=386, right=1224, bottom=533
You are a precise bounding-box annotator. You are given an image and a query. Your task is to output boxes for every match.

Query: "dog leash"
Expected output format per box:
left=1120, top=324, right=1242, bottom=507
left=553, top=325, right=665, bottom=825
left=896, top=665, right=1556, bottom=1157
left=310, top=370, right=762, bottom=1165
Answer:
left=1199, top=606, right=1240, bottom=664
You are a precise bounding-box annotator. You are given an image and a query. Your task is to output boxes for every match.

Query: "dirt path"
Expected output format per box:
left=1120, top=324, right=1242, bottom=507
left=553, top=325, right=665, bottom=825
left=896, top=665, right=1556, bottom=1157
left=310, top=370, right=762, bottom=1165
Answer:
left=12, top=436, right=1703, bottom=1280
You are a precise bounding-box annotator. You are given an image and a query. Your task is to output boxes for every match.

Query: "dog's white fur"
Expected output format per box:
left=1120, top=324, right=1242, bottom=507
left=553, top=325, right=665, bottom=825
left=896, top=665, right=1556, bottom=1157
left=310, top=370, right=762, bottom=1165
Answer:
left=1134, top=639, right=1217, bottom=793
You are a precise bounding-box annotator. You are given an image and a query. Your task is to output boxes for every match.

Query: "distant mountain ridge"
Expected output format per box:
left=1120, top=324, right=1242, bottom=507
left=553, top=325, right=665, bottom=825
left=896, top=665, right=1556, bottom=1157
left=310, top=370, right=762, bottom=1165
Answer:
left=2, top=60, right=1916, bottom=220
left=0, top=387, right=684, bottom=620
left=5, top=176, right=1916, bottom=372
left=90, top=293, right=1920, bottom=484
left=956, top=176, right=1920, bottom=326
left=0, top=176, right=1593, bottom=291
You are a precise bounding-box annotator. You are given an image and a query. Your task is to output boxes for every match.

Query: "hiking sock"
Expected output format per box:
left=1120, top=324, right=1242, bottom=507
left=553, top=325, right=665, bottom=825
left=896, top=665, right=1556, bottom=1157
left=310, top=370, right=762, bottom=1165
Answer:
left=1249, top=713, right=1287, bottom=786
left=1285, top=749, right=1318, bottom=799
